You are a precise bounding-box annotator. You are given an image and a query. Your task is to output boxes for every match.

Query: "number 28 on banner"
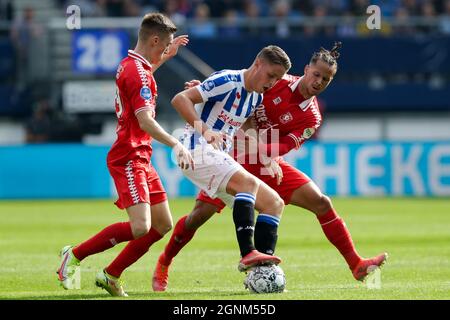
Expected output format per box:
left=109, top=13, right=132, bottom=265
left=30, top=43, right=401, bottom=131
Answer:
left=72, top=30, right=129, bottom=74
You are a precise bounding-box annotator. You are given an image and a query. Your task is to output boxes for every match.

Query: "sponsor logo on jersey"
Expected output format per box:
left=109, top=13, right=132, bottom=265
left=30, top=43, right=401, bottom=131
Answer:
left=273, top=97, right=282, bottom=105
left=279, top=112, right=293, bottom=124
left=218, top=110, right=242, bottom=127
left=302, top=127, right=315, bottom=139
left=201, top=80, right=215, bottom=92
left=140, top=86, right=152, bottom=100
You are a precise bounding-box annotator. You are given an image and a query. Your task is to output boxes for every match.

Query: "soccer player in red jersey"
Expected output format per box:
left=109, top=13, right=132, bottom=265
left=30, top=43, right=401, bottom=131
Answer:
left=57, top=13, right=193, bottom=296
left=152, top=42, right=388, bottom=291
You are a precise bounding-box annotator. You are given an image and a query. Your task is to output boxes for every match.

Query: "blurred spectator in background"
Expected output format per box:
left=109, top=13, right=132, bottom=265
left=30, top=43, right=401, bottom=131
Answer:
left=10, top=7, right=43, bottom=89
left=350, top=0, right=371, bottom=15
left=51, top=0, right=446, bottom=37
left=63, top=0, right=107, bottom=17
left=206, top=0, right=241, bottom=18
left=271, top=0, right=292, bottom=38
left=243, top=0, right=261, bottom=35
left=419, top=0, right=437, bottom=34
left=402, top=0, right=420, bottom=15
left=189, top=3, right=217, bottom=38
left=162, top=0, right=187, bottom=26
left=292, top=0, right=314, bottom=16
left=0, top=0, right=14, bottom=21
left=440, top=0, right=450, bottom=34
left=304, top=5, right=329, bottom=37
left=220, top=9, right=241, bottom=37
left=336, top=11, right=358, bottom=37
left=25, top=99, right=52, bottom=143
left=393, top=6, right=415, bottom=35
left=106, top=0, right=140, bottom=17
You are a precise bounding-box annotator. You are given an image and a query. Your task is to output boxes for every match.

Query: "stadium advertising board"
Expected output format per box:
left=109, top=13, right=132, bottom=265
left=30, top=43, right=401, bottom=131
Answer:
left=0, top=142, right=449, bottom=199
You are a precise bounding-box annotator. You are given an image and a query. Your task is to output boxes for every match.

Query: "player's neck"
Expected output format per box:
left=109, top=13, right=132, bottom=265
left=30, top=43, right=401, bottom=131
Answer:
left=298, top=77, right=312, bottom=99
left=242, top=69, right=253, bottom=92
left=133, top=44, right=152, bottom=65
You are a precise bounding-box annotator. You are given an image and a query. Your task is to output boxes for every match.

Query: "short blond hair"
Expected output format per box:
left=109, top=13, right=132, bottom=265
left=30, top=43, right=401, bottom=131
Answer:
left=257, top=45, right=291, bottom=70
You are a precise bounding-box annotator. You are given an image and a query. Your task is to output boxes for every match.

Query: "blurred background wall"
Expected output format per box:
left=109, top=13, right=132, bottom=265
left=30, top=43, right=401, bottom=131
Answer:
left=0, top=0, right=449, bottom=198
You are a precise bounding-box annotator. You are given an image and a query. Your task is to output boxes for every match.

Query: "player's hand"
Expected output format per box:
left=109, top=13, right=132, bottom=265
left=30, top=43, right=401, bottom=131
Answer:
left=173, top=142, right=194, bottom=170
left=203, top=129, right=230, bottom=150
left=262, top=157, right=283, bottom=185
left=184, top=79, right=201, bottom=90
left=165, top=35, right=189, bottom=58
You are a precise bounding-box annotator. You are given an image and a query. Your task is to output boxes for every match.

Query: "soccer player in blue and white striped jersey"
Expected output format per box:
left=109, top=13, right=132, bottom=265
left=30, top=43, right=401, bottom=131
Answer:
left=158, top=46, right=291, bottom=285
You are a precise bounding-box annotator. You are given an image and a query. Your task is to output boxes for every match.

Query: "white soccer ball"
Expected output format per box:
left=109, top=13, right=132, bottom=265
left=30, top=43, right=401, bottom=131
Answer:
left=245, top=265, right=286, bottom=294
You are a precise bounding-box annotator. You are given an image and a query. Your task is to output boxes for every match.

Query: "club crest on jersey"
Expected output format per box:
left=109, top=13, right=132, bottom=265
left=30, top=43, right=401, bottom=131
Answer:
left=279, top=112, right=293, bottom=124
left=201, top=80, right=215, bottom=92
left=140, top=86, right=152, bottom=100
left=273, top=97, right=282, bottom=105
left=303, top=127, right=315, bottom=139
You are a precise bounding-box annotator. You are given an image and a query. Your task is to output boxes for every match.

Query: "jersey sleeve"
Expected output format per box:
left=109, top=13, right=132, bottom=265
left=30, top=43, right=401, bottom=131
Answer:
left=195, top=71, right=238, bottom=102
left=263, top=121, right=320, bottom=157
left=122, top=62, right=156, bottom=118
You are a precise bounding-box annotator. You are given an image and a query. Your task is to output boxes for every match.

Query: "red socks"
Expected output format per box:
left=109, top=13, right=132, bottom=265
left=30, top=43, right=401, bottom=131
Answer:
left=317, top=209, right=362, bottom=270
left=105, top=228, right=163, bottom=278
left=160, top=215, right=196, bottom=266
left=72, top=222, right=133, bottom=261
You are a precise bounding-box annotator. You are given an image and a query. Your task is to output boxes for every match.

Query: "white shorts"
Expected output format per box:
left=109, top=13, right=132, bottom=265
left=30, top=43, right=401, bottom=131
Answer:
left=182, top=144, right=242, bottom=199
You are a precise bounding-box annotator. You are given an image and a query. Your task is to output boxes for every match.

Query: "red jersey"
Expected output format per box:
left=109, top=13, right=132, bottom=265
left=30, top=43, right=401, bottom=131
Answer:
left=254, top=74, right=322, bottom=156
left=107, top=50, right=157, bottom=166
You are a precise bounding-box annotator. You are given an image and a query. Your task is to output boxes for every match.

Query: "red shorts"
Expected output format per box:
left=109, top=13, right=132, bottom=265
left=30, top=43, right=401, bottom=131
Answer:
left=108, top=159, right=167, bottom=210
left=196, top=159, right=311, bottom=213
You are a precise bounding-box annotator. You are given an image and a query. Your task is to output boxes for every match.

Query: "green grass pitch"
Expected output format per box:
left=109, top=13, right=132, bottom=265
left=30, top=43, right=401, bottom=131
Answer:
left=0, top=197, right=449, bottom=300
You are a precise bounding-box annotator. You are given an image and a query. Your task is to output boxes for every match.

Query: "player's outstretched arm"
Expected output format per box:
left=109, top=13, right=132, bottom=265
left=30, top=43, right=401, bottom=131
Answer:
left=136, top=110, right=193, bottom=169
left=152, top=35, right=189, bottom=72
left=171, top=88, right=225, bottom=149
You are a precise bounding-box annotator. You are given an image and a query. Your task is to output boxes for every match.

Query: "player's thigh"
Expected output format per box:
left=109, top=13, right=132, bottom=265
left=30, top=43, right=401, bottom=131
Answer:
left=149, top=200, right=173, bottom=235
left=225, top=168, right=259, bottom=195
left=183, top=145, right=253, bottom=197
left=289, top=180, right=332, bottom=215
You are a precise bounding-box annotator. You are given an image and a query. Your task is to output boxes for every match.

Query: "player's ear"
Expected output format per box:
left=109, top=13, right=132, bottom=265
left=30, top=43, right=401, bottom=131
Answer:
left=150, top=35, right=159, bottom=46
left=254, top=57, right=262, bottom=69
left=304, top=64, right=309, bottom=75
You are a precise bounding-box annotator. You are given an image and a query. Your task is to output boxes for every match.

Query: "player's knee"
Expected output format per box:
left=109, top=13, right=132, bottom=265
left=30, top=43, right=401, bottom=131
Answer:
left=158, top=221, right=173, bottom=236
left=269, top=195, right=285, bottom=217
left=315, top=194, right=333, bottom=215
left=259, top=194, right=284, bottom=217
left=131, top=220, right=151, bottom=239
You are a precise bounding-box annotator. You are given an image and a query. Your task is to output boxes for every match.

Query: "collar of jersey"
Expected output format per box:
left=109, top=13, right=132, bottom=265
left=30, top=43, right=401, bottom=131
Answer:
left=288, top=75, right=316, bottom=110
left=288, top=75, right=303, bottom=92
left=128, top=50, right=152, bottom=69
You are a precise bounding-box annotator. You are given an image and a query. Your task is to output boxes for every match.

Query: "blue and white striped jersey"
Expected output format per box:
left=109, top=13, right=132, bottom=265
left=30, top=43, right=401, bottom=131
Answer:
left=183, top=69, right=263, bottom=152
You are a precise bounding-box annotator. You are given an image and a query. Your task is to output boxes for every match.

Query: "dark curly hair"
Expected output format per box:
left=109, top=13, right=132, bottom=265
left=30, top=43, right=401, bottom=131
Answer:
left=310, top=41, right=342, bottom=70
